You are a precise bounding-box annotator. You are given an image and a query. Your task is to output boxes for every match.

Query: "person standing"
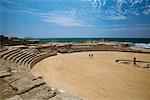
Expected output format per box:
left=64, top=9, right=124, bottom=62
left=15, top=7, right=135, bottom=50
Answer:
left=89, top=54, right=91, bottom=59
left=91, top=53, right=93, bottom=59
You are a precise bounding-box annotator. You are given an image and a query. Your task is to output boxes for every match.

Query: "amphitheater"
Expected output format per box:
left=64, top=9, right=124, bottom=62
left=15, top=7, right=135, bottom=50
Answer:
left=0, top=44, right=82, bottom=100
left=0, top=43, right=150, bottom=100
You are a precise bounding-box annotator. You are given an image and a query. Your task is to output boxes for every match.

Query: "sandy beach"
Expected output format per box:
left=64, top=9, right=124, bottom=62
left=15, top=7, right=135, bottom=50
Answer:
left=32, top=51, right=150, bottom=100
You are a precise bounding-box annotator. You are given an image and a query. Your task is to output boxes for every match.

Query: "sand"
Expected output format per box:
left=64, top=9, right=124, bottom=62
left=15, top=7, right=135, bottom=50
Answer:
left=31, top=51, right=150, bottom=100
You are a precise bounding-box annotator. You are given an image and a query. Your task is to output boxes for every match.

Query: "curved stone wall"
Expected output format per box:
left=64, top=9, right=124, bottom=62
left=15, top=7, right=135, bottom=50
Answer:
left=0, top=47, right=82, bottom=100
left=29, top=51, right=57, bottom=68
left=1, top=44, right=149, bottom=100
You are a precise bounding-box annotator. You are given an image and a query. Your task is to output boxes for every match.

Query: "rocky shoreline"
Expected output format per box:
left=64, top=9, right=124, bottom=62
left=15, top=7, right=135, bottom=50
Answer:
left=0, top=42, right=150, bottom=100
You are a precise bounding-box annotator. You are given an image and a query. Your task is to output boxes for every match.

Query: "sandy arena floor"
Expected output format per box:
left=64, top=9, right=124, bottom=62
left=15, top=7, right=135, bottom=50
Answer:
left=32, top=51, right=150, bottom=100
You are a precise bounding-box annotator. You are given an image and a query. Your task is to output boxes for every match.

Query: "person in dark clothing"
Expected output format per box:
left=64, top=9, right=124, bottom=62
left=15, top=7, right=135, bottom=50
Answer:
left=89, top=54, right=91, bottom=58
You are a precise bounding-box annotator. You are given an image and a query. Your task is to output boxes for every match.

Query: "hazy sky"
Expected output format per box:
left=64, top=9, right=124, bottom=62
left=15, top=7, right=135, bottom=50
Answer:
left=0, top=0, right=150, bottom=38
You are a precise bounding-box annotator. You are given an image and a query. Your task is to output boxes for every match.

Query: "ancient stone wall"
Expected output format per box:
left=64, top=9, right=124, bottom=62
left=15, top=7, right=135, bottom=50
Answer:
left=29, top=51, right=57, bottom=68
left=0, top=47, right=82, bottom=100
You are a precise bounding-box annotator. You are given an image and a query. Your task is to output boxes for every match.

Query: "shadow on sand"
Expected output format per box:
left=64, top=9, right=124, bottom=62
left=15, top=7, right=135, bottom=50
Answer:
left=115, top=59, right=150, bottom=64
left=115, top=59, right=150, bottom=69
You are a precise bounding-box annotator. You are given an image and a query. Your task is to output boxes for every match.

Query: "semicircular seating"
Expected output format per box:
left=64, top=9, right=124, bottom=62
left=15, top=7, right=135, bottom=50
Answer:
left=11, top=51, right=28, bottom=63
left=28, top=51, right=57, bottom=68
left=14, top=52, right=32, bottom=64
left=18, top=53, right=36, bottom=66
left=0, top=49, right=19, bottom=59
left=25, top=53, right=45, bottom=67
left=7, top=51, right=25, bottom=62
left=9, top=51, right=26, bottom=63
left=23, top=54, right=37, bottom=66
left=3, top=49, right=21, bottom=60
left=1, top=47, right=57, bottom=68
left=21, top=53, right=37, bottom=66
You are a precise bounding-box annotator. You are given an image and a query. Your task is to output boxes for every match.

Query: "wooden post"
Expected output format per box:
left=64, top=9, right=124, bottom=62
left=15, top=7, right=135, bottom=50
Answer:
left=134, top=57, right=136, bottom=65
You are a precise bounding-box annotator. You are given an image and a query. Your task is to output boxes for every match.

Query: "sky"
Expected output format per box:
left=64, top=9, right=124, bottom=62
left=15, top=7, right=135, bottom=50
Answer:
left=0, top=0, right=150, bottom=38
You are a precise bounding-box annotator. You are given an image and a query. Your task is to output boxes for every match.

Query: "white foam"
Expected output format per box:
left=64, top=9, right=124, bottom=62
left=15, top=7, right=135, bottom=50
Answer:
left=135, top=43, right=150, bottom=49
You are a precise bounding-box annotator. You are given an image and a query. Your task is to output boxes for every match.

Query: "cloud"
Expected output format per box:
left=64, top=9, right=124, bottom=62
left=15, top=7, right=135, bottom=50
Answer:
left=0, top=0, right=23, bottom=13
left=143, top=5, right=150, bottom=15
left=98, top=24, right=150, bottom=28
left=23, top=9, right=90, bottom=27
left=42, top=16, right=89, bottom=27
left=0, top=0, right=90, bottom=27
left=100, top=24, right=150, bottom=32
left=143, top=10, right=150, bottom=15
left=105, top=15, right=126, bottom=20
left=67, top=9, right=77, bottom=16
left=96, top=24, right=150, bottom=32
left=102, top=9, right=127, bottom=20
left=1, top=0, right=150, bottom=24
left=86, top=0, right=150, bottom=20
left=128, top=0, right=144, bottom=5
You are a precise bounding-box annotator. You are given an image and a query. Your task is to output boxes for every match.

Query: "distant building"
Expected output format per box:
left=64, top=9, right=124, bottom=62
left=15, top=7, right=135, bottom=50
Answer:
left=0, top=35, right=9, bottom=40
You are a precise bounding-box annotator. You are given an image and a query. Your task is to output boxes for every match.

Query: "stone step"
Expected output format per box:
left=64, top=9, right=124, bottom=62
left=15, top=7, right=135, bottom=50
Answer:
left=0, top=65, right=10, bottom=70
left=26, top=53, right=45, bottom=67
left=13, top=51, right=30, bottom=63
left=12, top=52, right=28, bottom=63
left=4, top=70, right=36, bottom=84
left=24, top=53, right=44, bottom=67
left=20, top=84, right=56, bottom=100
left=10, top=78, right=45, bottom=94
left=10, top=51, right=25, bottom=63
left=22, top=54, right=36, bottom=66
left=14, top=52, right=31, bottom=64
left=0, top=70, right=11, bottom=78
left=0, top=49, right=18, bottom=59
left=3, top=49, right=22, bottom=60
left=29, top=87, right=56, bottom=99
left=28, top=51, right=57, bottom=68
left=24, top=56, right=36, bottom=67
left=6, top=51, right=24, bottom=62
left=18, top=53, right=35, bottom=66
left=6, top=95, right=23, bottom=100
left=0, top=48, right=8, bottom=52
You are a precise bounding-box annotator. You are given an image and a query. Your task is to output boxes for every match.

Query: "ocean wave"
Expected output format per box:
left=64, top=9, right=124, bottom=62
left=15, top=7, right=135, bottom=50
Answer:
left=135, top=43, right=150, bottom=49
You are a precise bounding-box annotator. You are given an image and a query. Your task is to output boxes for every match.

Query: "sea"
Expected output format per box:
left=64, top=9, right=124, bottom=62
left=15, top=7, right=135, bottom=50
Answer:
left=30, top=38, right=150, bottom=49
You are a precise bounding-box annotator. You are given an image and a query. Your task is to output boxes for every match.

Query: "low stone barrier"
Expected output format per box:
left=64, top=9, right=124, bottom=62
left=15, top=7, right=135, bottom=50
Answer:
left=29, top=51, right=57, bottom=69
left=70, top=45, right=136, bottom=53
